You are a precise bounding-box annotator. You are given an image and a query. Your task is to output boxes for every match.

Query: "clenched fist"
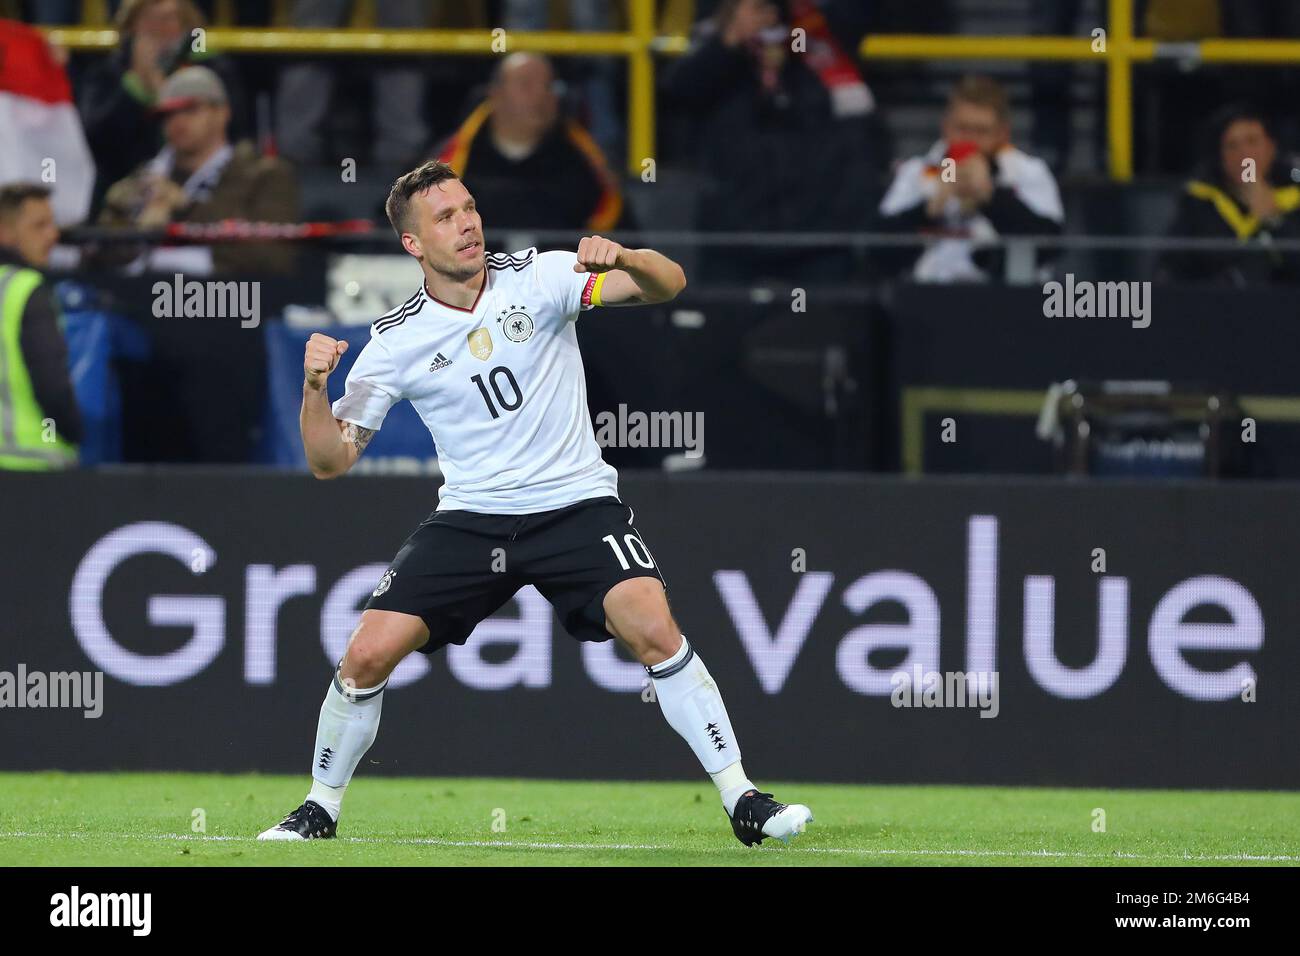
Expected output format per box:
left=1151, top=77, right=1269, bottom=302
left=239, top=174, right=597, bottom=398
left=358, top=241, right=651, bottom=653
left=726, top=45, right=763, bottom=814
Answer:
left=304, top=332, right=348, bottom=391
left=572, top=235, right=626, bottom=274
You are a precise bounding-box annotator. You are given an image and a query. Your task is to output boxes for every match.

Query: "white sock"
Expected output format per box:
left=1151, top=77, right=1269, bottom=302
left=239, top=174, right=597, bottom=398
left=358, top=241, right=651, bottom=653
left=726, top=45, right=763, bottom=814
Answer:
left=647, top=635, right=754, bottom=814
left=712, top=761, right=758, bottom=817
left=306, top=779, right=346, bottom=821
left=305, top=669, right=387, bottom=821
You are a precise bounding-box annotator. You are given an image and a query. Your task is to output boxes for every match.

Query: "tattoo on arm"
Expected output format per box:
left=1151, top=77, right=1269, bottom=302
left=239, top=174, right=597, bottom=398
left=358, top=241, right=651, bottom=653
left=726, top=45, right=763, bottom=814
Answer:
left=342, top=423, right=376, bottom=455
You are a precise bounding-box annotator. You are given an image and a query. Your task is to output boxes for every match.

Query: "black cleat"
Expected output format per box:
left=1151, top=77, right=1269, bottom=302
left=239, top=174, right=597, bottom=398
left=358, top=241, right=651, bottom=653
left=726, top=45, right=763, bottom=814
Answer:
left=257, top=800, right=337, bottom=841
left=728, top=789, right=814, bottom=847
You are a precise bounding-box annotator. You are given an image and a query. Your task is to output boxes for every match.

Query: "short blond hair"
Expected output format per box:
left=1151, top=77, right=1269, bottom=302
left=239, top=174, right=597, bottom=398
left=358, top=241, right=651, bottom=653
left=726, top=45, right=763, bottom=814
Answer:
left=948, top=75, right=1011, bottom=124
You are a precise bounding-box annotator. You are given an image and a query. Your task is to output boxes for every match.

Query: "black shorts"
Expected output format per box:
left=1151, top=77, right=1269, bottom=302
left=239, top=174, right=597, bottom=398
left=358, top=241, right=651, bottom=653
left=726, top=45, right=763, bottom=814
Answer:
left=365, top=495, right=667, bottom=652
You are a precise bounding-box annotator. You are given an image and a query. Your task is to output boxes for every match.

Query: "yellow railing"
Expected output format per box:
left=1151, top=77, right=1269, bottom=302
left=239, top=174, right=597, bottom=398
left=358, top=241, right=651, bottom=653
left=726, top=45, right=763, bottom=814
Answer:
left=43, top=26, right=659, bottom=173
left=41, top=0, right=1300, bottom=179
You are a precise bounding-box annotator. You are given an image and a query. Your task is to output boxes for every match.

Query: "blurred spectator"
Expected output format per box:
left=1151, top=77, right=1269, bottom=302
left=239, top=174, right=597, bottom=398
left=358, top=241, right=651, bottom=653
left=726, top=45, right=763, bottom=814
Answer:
left=0, top=183, right=81, bottom=469
left=78, top=0, right=247, bottom=211
left=1160, top=105, right=1300, bottom=285
left=664, top=0, right=879, bottom=282
left=0, top=20, right=95, bottom=225
left=436, top=52, right=624, bottom=232
left=92, top=65, right=299, bottom=275
left=503, top=0, right=623, bottom=163
left=877, top=75, right=1063, bottom=283
left=1217, top=1, right=1300, bottom=154
left=275, top=0, right=429, bottom=166
left=1135, top=0, right=1300, bottom=174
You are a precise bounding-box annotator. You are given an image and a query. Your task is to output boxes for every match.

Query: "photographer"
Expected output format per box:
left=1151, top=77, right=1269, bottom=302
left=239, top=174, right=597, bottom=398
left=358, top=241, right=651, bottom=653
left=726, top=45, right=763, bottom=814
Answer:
left=78, top=0, right=247, bottom=213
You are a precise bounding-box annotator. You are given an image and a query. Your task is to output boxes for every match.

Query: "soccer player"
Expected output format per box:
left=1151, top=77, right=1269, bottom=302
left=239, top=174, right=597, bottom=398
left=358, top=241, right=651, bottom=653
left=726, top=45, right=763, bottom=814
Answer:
left=258, top=160, right=812, bottom=847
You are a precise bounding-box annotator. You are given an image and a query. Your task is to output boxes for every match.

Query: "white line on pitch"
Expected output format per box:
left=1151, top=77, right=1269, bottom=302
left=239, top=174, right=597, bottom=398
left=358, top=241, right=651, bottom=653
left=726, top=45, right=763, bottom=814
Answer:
left=0, top=830, right=1294, bottom=862
left=785, top=846, right=1300, bottom=863
left=0, top=831, right=670, bottom=851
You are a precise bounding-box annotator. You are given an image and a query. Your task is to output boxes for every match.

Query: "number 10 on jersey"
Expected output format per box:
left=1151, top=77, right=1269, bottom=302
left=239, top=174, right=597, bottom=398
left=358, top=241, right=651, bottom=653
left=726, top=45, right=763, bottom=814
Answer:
left=471, top=367, right=523, bottom=419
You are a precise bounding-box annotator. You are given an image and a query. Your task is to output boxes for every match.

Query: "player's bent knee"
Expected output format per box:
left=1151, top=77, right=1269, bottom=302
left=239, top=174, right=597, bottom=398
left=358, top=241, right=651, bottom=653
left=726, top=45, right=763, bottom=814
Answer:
left=622, top=614, right=682, bottom=666
left=645, top=617, right=683, bottom=662
left=340, top=610, right=428, bottom=686
left=340, top=640, right=389, bottom=688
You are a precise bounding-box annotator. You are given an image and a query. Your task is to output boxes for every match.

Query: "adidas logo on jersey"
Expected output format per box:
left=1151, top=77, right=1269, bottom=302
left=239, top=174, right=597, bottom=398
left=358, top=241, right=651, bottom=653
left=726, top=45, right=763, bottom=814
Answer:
left=428, top=352, right=453, bottom=372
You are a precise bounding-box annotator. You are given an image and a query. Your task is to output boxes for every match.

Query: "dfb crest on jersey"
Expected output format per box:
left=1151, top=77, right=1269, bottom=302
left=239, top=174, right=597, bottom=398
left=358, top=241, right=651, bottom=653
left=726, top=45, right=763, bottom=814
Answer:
left=498, top=304, right=535, bottom=343
left=372, top=568, right=396, bottom=597
left=467, top=327, right=493, bottom=360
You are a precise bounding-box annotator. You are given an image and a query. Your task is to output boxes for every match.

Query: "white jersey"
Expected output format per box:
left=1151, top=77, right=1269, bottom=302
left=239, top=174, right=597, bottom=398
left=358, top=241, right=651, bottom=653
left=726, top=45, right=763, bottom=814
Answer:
left=331, top=247, right=618, bottom=514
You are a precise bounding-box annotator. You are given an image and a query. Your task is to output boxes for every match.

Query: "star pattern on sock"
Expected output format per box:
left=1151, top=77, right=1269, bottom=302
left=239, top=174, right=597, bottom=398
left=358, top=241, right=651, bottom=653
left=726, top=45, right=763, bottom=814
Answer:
left=705, top=722, right=727, bottom=752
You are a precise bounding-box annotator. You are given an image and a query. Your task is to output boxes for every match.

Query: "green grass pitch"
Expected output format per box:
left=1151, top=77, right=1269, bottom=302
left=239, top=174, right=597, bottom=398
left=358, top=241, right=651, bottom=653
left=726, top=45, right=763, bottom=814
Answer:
left=1, top=772, right=1296, bottom=866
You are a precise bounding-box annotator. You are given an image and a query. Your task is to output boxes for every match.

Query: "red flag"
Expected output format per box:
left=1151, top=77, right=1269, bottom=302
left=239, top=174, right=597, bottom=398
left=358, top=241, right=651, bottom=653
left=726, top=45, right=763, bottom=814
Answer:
left=0, top=19, right=96, bottom=224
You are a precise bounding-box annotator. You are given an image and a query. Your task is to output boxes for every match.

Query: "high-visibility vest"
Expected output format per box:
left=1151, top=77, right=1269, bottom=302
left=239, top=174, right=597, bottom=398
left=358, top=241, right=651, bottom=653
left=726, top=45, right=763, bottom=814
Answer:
left=0, top=264, right=78, bottom=470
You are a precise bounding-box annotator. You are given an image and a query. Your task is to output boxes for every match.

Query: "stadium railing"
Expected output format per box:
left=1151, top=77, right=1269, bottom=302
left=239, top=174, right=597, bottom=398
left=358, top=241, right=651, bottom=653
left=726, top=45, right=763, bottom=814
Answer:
left=40, top=0, right=1300, bottom=179
left=60, top=222, right=1300, bottom=281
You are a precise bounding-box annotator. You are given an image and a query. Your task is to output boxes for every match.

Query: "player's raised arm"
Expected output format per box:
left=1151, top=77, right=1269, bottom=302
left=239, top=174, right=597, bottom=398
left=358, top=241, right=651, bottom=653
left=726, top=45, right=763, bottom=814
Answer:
left=571, top=235, right=687, bottom=306
left=300, top=332, right=371, bottom=479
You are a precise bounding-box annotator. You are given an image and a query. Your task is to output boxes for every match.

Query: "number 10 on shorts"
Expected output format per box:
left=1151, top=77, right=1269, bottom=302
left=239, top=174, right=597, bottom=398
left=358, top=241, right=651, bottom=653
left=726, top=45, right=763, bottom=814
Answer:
left=603, top=533, right=656, bottom=570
